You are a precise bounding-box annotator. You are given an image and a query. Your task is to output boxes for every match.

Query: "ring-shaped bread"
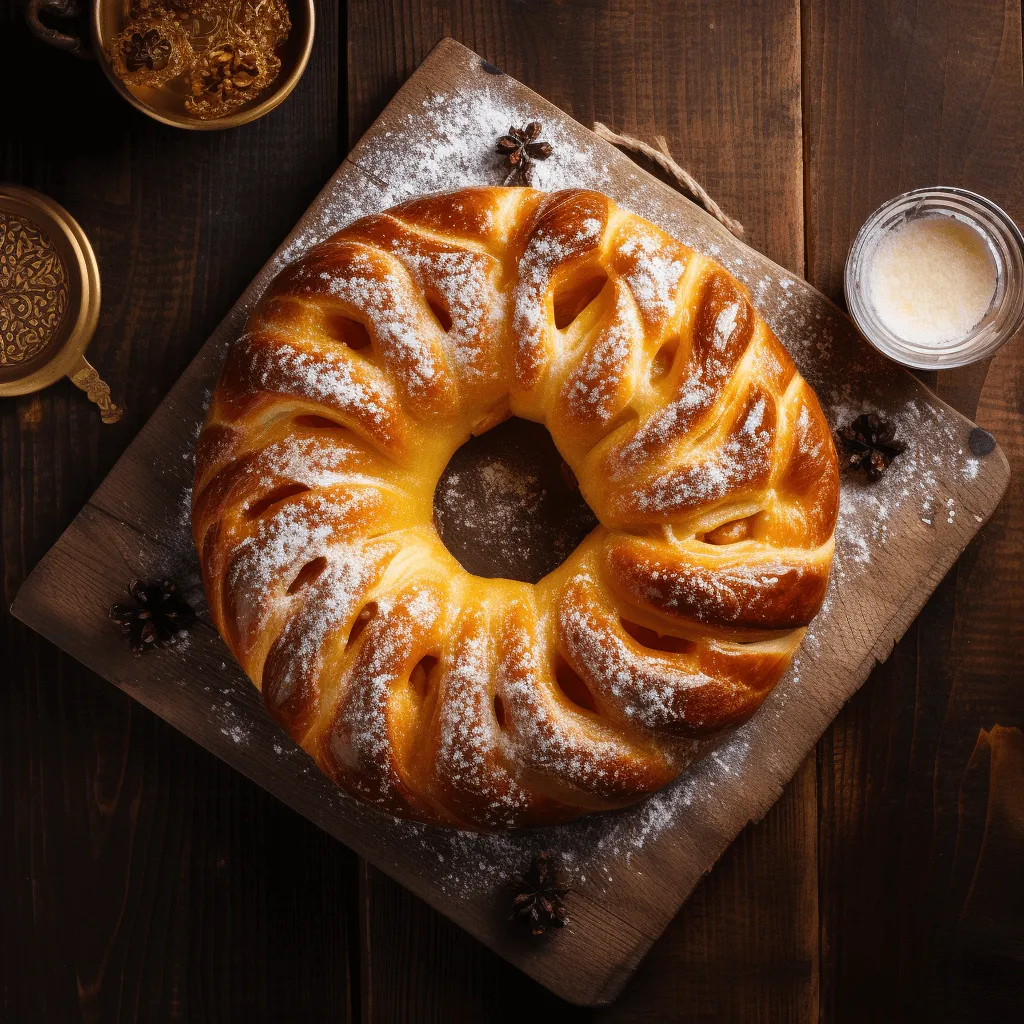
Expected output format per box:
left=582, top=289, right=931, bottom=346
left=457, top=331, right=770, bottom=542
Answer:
left=193, top=187, right=839, bottom=829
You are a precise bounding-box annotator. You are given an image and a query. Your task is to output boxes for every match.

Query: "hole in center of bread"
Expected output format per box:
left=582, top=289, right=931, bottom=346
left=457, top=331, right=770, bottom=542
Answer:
left=432, top=417, right=598, bottom=585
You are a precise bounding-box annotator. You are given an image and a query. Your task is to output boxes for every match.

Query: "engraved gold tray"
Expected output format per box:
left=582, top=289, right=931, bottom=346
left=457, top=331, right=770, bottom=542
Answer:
left=0, top=184, right=121, bottom=422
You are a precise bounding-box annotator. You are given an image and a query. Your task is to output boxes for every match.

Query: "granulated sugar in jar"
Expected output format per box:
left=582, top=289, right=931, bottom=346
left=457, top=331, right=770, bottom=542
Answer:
left=846, top=188, right=1024, bottom=369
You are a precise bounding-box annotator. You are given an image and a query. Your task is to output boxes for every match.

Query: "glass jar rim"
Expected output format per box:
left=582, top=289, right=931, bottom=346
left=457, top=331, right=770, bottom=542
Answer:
left=845, top=186, right=1024, bottom=370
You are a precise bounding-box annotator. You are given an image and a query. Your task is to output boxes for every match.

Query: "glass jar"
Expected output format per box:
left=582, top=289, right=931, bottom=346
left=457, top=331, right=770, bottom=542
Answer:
left=845, top=187, right=1024, bottom=369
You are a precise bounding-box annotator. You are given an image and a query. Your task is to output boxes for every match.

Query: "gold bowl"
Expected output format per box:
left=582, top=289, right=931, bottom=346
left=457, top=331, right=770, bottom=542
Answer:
left=0, top=185, right=121, bottom=423
left=91, top=0, right=315, bottom=130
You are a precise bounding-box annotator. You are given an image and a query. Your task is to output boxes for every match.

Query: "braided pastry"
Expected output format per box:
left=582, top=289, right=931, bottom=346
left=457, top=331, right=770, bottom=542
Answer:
left=193, top=187, right=839, bottom=829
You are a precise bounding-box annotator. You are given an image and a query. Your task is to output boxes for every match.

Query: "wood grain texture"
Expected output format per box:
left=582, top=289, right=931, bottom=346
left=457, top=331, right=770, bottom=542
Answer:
left=348, top=3, right=819, bottom=1022
left=10, top=38, right=1010, bottom=1008
left=1, top=1, right=359, bottom=1021
left=5, top=2, right=1023, bottom=1018
left=802, top=1, right=1024, bottom=1020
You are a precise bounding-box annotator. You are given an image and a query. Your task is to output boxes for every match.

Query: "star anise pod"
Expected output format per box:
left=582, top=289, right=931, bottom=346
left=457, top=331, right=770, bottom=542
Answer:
left=122, top=28, right=173, bottom=73
left=509, top=850, right=570, bottom=936
left=837, top=413, right=905, bottom=480
left=496, top=122, right=554, bottom=186
left=110, top=579, right=196, bottom=656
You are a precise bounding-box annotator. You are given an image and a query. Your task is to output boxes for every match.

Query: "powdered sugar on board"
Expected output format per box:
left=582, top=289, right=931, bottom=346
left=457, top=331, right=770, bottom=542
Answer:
left=269, top=81, right=614, bottom=274
left=111, top=44, right=1003, bottom=902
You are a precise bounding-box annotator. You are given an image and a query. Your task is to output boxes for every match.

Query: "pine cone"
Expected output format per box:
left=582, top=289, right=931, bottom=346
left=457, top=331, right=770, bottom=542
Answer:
left=509, top=851, right=570, bottom=936
left=110, top=579, right=196, bottom=656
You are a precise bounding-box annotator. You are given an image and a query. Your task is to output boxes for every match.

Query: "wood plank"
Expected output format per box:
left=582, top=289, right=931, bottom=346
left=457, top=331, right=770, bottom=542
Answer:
left=0, top=1, right=357, bottom=1020
left=11, top=38, right=1010, bottom=1007
left=349, top=3, right=818, bottom=1021
left=802, top=0, right=1024, bottom=1019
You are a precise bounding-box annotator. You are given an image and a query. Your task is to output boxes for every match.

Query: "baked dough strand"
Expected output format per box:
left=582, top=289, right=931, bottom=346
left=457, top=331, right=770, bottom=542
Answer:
left=193, top=187, right=839, bottom=829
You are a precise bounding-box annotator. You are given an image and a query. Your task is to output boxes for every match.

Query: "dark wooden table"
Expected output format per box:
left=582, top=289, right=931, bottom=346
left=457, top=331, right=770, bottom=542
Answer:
left=3, top=2, right=1022, bottom=1020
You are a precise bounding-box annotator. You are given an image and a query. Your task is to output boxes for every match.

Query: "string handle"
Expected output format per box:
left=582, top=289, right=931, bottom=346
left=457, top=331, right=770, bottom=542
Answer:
left=592, top=122, right=745, bottom=238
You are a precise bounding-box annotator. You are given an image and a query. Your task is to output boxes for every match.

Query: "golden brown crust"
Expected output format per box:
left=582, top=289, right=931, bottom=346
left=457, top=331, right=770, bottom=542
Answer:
left=192, top=186, right=839, bottom=829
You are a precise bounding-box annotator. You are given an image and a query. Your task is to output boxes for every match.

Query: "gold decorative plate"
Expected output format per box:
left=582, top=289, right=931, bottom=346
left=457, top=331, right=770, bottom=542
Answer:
left=0, top=185, right=121, bottom=423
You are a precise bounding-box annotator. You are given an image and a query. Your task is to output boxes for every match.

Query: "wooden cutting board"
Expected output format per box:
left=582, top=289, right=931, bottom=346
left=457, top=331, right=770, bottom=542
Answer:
left=12, top=38, right=1011, bottom=1006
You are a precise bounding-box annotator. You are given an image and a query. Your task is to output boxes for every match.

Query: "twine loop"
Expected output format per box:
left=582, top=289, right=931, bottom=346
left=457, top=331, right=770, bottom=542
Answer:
left=592, top=122, right=745, bottom=238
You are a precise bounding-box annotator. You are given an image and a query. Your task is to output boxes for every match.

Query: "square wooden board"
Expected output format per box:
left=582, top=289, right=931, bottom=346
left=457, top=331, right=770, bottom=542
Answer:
left=12, top=39, right=1010, bottom=1006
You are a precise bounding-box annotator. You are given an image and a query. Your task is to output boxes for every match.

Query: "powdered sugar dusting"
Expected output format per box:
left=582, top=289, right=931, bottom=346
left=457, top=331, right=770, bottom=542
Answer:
left=381, top=239, right=502, bottom=377
left=361, top=90, right=613, bottom=206
left=238, top=330, right=396, bottom=430
left=513, top=208, right=606, bottom=378
left=497, top=608, right=645, bottom=797
left=435, top=457, right=546, bottom=572
left=228, top=491, right=375, bottom=637
left=637, top=396, right=773, bottom=514
left=616, top=226, right=688, bottom=324
left=433, top=621, right=533, bottom=827
left=318, top=253, right=445, bottom=395
left=561, top=285, right=639, bottom=422
left=560, top=572, right=713, bottom=729
left=124, top=44, right=1000, bottom=905
left=267, top=540, right=391, bottom=706
left=333, top=585, right=443, bottom=802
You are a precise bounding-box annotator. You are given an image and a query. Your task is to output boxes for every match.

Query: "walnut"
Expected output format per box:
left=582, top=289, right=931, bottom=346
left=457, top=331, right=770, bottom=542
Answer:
left=185, top=35, right=280, bottom=119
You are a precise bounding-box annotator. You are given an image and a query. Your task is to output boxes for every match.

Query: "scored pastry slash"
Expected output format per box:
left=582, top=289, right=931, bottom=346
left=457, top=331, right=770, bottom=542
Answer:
left=496, top=122, right=553, bottom=186
left=110, top=579, right=196, bottom=656
left=509, top=850, right=571, bottom=936
left=837, top=412, right=905, bottom=480
left=559, top=458, right=580, bottom=493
